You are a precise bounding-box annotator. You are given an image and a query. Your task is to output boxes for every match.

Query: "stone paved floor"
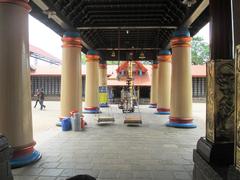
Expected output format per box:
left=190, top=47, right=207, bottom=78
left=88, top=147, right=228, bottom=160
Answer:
left=13, top=102, right=206, bottom=180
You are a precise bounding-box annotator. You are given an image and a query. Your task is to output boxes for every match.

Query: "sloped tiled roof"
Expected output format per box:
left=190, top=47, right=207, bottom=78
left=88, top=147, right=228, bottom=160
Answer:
left=29, top=45, right=207, bottom=86
left=30, top=45, right=60, bottom=62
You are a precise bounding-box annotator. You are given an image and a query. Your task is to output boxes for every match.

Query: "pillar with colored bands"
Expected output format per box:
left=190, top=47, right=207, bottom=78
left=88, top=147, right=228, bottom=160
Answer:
left=99, top=61, right=109, bottom=107
left=84, top=50, right=100, bottom=113
left=0, top=0, right=41, bottom=168
left=60, top=32, right=82, bottom=118
left=149, top=60, right=158, bottom=108
left=156, top=50, right=172, bottom=115
left=166, top=28, right=196, bottom=128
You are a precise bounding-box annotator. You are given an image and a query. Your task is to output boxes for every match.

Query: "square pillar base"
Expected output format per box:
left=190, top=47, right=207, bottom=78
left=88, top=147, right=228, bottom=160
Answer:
left=196, top=137, right=234, bottom=166
left=193, top=149, right=226, bottom=180
left=197, top=137, right=234, bottom=166
left=227, top=166, right=240, bottom=179
left=193, top=150, right=240, bottom=180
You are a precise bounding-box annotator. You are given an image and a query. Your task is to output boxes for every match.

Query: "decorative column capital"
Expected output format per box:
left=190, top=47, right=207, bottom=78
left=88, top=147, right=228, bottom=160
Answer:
left=0, top=0, right=31, bottom=11
left=171, top=28, right=192, bottom=48
left=157, top=50, right=172, bottom=63
left=99, top=60, right=107, bottom=69
left=62, top=32, right=81, bottom=48
left=152, top=60, right=158, bottom=69
left=86, top=50, right=100, bottom=62
left=99, top=64, right=107, bottom=69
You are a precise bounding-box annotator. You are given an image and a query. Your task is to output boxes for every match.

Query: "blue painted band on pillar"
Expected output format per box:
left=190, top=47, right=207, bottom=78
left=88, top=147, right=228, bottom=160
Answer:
left=87, top=49, right=98, bottom=55
left=155, top=111, right=170, bottom=115
left=165, top=122, right=197, bottom=128
left=63, top=32, right=80, bottom=38
left=83, top=109, right=101, bottom=114
left=100, top=103, right=109, bottom=107
left=11, top=150, right=42, bottom=169
left=172, top=27, right=190, bottom=37
left=159, top=50, right=171, bottom=55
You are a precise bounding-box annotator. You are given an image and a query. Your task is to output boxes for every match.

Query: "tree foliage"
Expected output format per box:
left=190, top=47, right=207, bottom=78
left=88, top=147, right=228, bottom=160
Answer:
left=107, top=61, right=119, bottom=65
left=81, top=52, right=86, bottom=64
left=191, top=36, right=209, bottom=65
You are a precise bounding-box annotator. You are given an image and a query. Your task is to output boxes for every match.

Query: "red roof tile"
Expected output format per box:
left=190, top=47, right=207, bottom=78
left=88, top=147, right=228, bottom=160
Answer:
left=116, top=61, right=148, bottom=73
left=29, top=45, right=60, bottom=62
left=191, top=65, right=206, bottom=77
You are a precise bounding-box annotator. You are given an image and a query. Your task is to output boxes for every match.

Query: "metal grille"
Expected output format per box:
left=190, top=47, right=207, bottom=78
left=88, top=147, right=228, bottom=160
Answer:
left=192, top=77, right=206, bottom=97
left=31, top=76, right=61, bottom=96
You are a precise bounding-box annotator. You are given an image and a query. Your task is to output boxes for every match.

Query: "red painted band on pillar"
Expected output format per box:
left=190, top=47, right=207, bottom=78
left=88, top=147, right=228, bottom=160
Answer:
left=99, top=64, right=107, bottom=68
left=62, top=37, right=82, bottom=48
left=0, top=0, right=31, bottom=11
left=152, top=64, right=158, bottom=69
left=159, top=59, right=172, bottom=63
left=169, top=117, right=193, bottom=124
left=12, top=146, right=34, bottom=159
left=70, top=109, right=79, bottom=116
left=157, top=108, right=170, bottom=112
left=62, top=37, right=81, bottom=41
left=86, top=55, right=100, bottom=62
left=12, top=141, right=36, bottom=159
left=86, top=54, right=99, bottom=59
left=171, top=44, right=191, bottom=48
left=171, top=36, right=192, bottom=48
left=157, top=55, right=172, bottom=62
left=84, top=107, right=99, bottom=110
left=171, top=36, right=192, bottom=44
left=62, top=44, right=82, bottom=48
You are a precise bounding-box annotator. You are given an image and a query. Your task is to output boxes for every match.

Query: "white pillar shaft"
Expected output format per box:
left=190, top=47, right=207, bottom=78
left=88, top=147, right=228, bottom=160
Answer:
left=171, top=46, right=192, bottom=118
left=157, top=58, right=171, bottom=112
left=85, top=56, right=99, bottom=109
left=61, top=40, right=82, bottom=117
left=0, top=2, right=33, bottom=147
left=99, top=66, right=107, bottom=86
left=150, top=64, right=158, bottom=106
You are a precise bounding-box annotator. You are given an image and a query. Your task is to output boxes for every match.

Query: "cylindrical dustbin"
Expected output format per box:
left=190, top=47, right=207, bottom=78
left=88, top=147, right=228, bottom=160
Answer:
left=71, top=112, right=81, bottom=131
left=0, top=134, right=13, bottom=180
left=61, top=118, right=72, bottom=131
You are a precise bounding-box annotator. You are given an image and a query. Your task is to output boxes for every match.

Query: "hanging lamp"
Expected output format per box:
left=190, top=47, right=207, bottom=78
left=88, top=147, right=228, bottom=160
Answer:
left=138, top=51, right=146, bottom=59
left=111, top=49, right=116, bottom=57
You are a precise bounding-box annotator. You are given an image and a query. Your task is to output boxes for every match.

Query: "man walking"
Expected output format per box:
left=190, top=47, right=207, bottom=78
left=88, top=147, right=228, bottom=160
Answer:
left=34, top=89, right=40, bottom=108
left=39, top=88, right=46, bottom=110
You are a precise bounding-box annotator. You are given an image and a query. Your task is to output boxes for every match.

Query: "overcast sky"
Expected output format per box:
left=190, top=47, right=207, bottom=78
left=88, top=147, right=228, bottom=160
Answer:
left=28, top=15, right=210, bottom=59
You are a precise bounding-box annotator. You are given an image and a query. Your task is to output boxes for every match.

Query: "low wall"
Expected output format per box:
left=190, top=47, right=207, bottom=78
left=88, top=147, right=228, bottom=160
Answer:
left=32, top=96, right=206, bottom=103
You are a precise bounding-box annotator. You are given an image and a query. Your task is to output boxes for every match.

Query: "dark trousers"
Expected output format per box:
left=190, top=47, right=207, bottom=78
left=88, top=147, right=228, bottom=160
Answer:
left=39, top=99, right=46, bottom=110
left=34, top=99, right=39, bottom=108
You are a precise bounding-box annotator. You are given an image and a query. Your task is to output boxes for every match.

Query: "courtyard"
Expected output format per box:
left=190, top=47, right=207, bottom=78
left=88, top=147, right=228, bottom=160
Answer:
left=12, top=101, right=206, bottom=180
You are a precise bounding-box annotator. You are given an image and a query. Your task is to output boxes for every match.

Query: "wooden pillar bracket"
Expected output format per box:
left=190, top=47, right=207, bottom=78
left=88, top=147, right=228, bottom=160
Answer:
left=235, top=45, right=240, bottom=170
left=206, top=59, right=235, bottom=144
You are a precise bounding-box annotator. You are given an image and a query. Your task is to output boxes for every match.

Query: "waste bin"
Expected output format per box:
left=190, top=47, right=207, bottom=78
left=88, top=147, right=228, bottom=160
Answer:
left=0, top=134, right=13, bottom=180
left=71, top=112, right=80, bottom=131
left=61, top=118, right=72, bottom=131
